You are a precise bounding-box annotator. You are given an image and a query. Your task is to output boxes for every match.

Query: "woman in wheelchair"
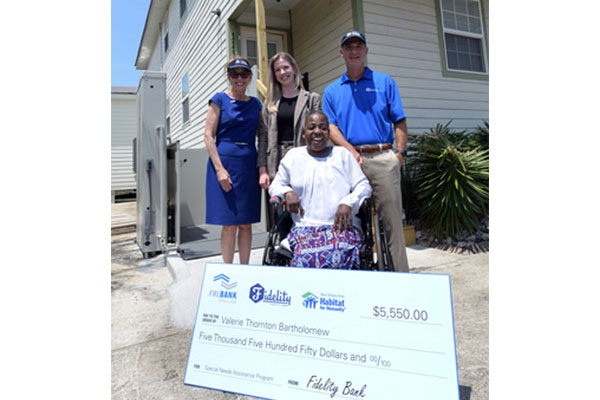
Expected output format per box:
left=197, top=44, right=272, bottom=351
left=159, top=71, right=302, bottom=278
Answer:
left=268, top=111, right=372, bottom=269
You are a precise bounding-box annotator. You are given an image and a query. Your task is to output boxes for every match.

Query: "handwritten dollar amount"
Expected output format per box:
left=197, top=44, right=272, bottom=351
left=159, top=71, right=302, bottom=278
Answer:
left=372, top=306, right=429, bottom=321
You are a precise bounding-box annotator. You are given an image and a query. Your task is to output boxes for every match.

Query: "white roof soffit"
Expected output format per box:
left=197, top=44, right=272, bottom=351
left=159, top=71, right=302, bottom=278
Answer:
left=264, top=0, right=300, bottom=9
left=135, top=0, right=170, bottom=70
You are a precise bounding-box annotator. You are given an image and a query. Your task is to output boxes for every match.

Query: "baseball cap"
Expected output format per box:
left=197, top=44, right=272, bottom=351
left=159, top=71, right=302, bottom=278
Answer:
left=227, top=58, right=251, bottom=71
left=341, top=30, right=366, bottom=47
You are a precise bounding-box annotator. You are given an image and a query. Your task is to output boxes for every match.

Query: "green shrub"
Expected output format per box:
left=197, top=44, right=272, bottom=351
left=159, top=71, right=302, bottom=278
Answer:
left=468, top=121, right=489, bottom=151
left=404, top=121, right=489, bottom=239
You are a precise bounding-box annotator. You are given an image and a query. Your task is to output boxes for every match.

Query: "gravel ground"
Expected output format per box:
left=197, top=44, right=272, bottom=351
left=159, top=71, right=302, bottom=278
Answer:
left=414, top=217, right=490, bottom=256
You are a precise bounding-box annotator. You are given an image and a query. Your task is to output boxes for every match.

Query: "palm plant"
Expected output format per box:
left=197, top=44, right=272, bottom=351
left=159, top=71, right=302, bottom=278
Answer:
left=468, top=121, right=489, bottom=151
left=406, top=121, right=489, bottom=239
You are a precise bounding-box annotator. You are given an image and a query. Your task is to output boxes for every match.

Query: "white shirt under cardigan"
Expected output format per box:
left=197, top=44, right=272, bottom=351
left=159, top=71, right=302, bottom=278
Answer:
left=269, top=146, right=372, bottom=230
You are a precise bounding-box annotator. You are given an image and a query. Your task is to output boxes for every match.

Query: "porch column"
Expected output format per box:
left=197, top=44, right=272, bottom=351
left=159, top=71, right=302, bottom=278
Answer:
left=254, top=0, right=267, bottom=96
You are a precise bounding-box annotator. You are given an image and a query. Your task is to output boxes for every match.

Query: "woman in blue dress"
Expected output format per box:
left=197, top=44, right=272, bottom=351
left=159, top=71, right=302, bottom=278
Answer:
left=205, top=57, right=263, bottom=264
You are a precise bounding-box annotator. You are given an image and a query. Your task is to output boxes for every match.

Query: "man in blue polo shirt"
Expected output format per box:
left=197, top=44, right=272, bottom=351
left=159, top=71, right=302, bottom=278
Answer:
left=323, top=30, right=409, bottom=272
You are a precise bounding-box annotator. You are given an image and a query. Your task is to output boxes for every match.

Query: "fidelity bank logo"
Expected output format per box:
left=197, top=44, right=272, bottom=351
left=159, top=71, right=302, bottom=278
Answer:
left=302, top=292, right=346, bottom=312
left=209, top=274, right=238, bottom=303
left=249, top=283, right=291, bottom=306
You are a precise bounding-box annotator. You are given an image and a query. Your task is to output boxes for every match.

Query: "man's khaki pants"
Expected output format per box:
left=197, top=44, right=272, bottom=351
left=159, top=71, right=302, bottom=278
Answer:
left=361, top=149, right=409, bottom=272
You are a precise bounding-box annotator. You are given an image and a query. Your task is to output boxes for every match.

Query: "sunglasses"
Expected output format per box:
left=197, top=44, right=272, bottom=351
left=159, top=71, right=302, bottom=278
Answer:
left=229, top=71, right=250, bottom=79
left=342, top=44, right=365, bottom=51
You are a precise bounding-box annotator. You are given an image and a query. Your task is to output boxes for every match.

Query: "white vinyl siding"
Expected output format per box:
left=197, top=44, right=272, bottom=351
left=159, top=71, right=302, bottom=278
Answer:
left=151, top=0, right=243, bottom=149
left=363, top=0, right=489, bottom=133
left=291, top=0, right=353, bottom=95
left=111, top=92, right=137, bottom=192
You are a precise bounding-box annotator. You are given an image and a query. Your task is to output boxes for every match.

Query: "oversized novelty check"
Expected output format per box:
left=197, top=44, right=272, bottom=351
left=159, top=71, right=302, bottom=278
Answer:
left=184, top=263, right=459, bottom=400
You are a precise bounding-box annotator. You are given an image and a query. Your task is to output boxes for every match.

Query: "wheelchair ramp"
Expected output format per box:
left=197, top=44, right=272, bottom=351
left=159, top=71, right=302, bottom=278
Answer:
left=178, top=224, right=268, bottom=260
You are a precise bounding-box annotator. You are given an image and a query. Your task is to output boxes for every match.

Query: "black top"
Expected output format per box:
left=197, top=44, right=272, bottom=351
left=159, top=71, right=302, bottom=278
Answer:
left=277, top=96, right=298, bottom=143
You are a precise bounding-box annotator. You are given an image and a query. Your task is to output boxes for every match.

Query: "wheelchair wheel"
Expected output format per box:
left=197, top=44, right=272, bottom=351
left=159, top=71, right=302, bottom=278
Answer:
left=358, top=198, right=376, bottom=270
left=262, top=208, right=294, bottom=266
left=379, top=217, right=394, bottom=271
left=261, top=231, right=277, bottom=265
left=373, top=216, right=384, bottom=270
left=374, top=215, right=394, bottom=271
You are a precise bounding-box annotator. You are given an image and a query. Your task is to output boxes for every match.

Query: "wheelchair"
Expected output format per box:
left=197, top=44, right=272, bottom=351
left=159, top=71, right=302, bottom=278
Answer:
left=261, top=197, right=394, bottom=271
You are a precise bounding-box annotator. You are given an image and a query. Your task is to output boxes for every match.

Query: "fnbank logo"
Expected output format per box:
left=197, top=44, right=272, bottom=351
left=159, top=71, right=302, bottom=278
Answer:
left=302, top=292, right=346, bottom=312
left=209, top=274, right=238, bottom=303
left=214, top=274, right=237, bottom=290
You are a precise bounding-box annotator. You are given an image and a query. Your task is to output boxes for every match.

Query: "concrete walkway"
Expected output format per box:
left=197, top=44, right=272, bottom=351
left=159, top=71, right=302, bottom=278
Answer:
left=111, top=202, right=488, bottom=400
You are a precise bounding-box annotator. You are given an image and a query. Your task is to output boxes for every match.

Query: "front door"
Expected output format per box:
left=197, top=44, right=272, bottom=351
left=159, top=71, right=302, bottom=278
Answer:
left=240, top=27, right=285, bottom=66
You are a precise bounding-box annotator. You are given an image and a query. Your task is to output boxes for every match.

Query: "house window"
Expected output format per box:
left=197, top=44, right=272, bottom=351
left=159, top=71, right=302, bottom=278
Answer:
left=161, top=12, right=169, bottom=63
left=180, top=0, right=187, bottom=18
left=166, top=100, right=171, bottom=134
left=439, top=0, right=487, bottom=74
left=245, top=40, right=278, bottom=67
left=240, top=29, right=284, bottom=67
left=182, top=99, right=189, bottom=124
left=182, top=73, right=190, bottom=124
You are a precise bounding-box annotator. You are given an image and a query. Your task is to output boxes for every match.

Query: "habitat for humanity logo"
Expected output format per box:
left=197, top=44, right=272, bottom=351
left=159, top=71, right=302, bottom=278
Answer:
left=209, top=274, right=238, bottom=303
left=302, top=292, right=346, bottom=312
left=302, top=292, right=319, bottom=309
left=249, top=283, right=291, bottom=306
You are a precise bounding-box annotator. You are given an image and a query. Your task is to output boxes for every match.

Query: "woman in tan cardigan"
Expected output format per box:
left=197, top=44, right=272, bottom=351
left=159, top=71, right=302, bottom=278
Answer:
left=257, top=52, right=321, bottom=190
left=257, top=52, right=321, bottom=231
